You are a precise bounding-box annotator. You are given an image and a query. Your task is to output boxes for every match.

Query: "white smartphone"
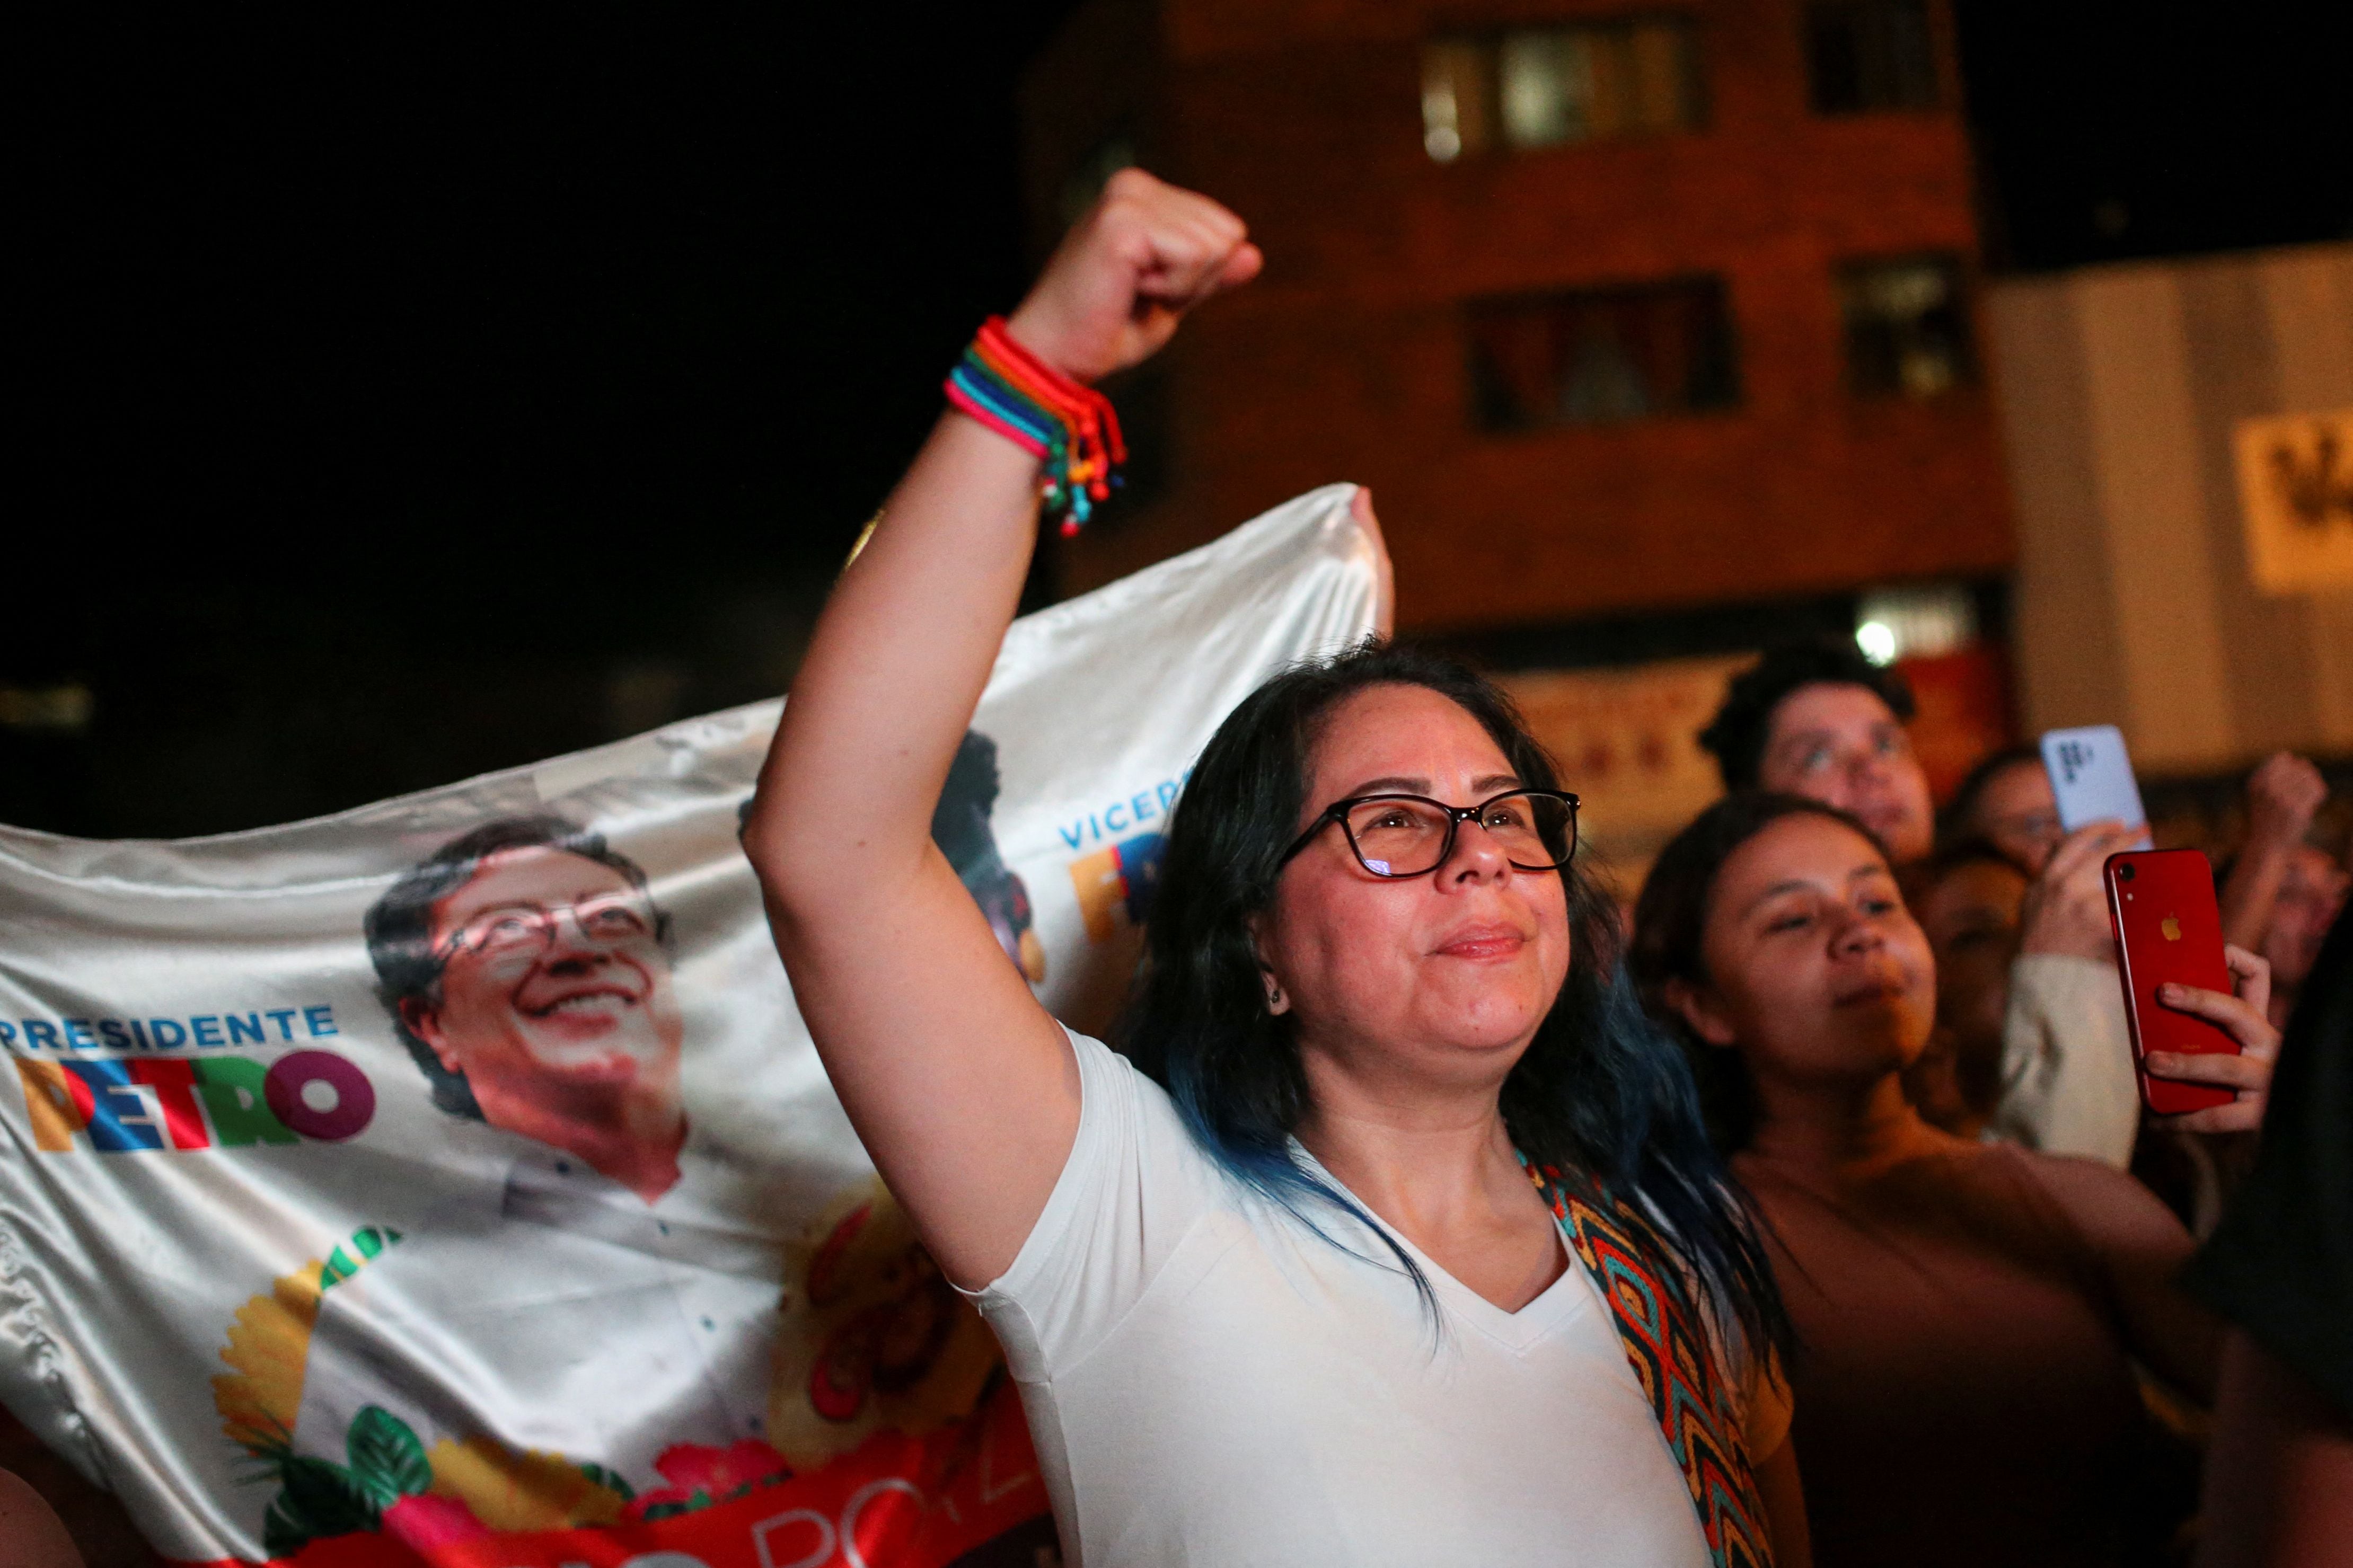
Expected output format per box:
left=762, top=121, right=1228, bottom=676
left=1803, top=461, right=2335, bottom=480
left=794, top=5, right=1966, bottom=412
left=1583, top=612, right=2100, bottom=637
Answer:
left=2039, top=724, right=2148, bottom=834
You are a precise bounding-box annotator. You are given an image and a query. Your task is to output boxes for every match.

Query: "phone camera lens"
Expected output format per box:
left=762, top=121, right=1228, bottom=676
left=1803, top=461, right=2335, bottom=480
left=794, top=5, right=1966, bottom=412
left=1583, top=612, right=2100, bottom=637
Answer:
left=2119, top=863, right=2136, bottom=882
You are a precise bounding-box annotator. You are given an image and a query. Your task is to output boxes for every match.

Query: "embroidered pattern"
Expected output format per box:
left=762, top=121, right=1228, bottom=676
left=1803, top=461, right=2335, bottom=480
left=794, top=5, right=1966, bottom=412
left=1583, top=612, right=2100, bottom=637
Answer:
left=1532, top=1165, right=1774, bottom=1568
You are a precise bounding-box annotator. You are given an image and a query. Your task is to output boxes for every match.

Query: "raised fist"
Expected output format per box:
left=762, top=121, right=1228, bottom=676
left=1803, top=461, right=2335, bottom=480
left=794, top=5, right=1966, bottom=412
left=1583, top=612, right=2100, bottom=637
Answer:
left=1003, top=169, right=1261, bottom=385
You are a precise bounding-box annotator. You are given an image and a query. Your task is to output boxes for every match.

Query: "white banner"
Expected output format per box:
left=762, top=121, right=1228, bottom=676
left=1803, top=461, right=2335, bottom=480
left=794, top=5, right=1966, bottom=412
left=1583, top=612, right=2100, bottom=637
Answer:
left=0, top=486, right=1379, bottom=1566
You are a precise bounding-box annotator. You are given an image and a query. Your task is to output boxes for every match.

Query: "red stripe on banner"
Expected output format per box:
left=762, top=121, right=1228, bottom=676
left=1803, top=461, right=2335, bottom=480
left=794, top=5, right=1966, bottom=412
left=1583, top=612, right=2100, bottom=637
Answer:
left=168, top=1379, right=1050, bottom=1568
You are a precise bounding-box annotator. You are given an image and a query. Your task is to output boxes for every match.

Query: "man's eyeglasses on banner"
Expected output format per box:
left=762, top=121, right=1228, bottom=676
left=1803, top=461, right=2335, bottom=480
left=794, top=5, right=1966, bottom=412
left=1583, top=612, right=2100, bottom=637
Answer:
left=436, top=895, right=658, bottom=962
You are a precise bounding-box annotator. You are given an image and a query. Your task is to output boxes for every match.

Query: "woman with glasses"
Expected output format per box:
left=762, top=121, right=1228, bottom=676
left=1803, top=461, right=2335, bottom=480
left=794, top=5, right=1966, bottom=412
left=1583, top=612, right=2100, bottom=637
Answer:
left=746, top=170, right=1803, bottom=1567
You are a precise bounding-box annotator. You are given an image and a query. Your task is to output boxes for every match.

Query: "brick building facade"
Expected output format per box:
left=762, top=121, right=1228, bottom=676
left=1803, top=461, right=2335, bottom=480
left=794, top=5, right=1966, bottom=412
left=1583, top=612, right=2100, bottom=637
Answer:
left=1023, top=0, right=2013, bottom=636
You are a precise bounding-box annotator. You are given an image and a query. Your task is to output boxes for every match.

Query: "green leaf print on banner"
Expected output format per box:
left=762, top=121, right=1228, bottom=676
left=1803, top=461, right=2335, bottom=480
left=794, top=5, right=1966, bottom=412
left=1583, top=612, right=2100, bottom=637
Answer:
left=347, top=1406, right=434, bottom=1508
left=578, top=1461, right=637, bottom=1502
left=261, top=1454, right=380, bottom=1555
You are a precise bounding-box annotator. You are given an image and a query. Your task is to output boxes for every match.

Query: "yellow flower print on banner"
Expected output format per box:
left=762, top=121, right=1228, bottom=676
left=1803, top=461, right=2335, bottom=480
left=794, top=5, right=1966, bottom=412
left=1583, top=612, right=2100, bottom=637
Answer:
left=422, top=1436, right=628, bottom=1530
left=766, top=1176, right=1001, bottom=1468
left=211, top=1224, right=624, bottom=1551
left=213, top=1258, right=327, bottom=1451
left=213, top=1226, right=401, bottom=1450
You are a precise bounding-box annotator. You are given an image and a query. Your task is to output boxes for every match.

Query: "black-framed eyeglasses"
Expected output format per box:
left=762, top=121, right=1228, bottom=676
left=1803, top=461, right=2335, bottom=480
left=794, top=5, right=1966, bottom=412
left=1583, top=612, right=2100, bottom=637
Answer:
left=1277, top=789, right=1580, bottom=879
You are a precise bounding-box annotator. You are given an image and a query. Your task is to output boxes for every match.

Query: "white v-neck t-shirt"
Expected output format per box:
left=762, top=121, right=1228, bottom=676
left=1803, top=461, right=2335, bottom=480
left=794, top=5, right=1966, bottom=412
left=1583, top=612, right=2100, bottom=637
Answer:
left=969, top=1031, right=1776, bottom=1567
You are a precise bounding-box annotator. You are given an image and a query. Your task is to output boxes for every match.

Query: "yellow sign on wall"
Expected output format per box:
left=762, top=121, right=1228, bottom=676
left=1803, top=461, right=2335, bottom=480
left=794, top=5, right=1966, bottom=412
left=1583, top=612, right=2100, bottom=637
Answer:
left=2235, top=409, right=2353, bottom=593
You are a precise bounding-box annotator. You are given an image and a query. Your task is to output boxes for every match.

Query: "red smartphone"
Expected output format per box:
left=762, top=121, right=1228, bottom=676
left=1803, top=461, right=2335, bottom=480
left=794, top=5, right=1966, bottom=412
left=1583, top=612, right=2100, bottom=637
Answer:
left=2105, top=848, right=2237, bottom=1115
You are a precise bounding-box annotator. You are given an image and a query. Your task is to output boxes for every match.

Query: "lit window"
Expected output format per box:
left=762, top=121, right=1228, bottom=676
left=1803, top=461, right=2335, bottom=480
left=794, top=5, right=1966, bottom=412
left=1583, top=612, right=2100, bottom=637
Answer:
left=1421, top=41, right=1486, bottom=162
left=1466, top=278, right=1739, bottom=431
left=1839, top=255, right=1972, bottom=398
left=1855, top=583, right=1977, bottom=664
left=1804, top=0, right=1938, bottom=114
left=1423, top=17, right=1703, bottom=162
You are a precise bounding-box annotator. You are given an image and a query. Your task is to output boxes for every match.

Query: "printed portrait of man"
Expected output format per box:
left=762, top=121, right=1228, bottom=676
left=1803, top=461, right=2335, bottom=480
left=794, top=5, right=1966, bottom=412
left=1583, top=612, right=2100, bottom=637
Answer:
left=260, top=814, right=785, bottom=1535
left=365, top=814, right=686, bottom=1202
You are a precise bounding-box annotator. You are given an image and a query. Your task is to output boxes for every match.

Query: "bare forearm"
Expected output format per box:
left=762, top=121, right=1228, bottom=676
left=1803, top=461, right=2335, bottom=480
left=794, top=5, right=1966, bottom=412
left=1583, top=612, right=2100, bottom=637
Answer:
left=748, top=412, right=1039, bottom=907
left=2219, top=840, right=2291, bottom=953
left=733, top=172, right=1259, bottom=1286
left=2223, top=753, right=2328, bottom=951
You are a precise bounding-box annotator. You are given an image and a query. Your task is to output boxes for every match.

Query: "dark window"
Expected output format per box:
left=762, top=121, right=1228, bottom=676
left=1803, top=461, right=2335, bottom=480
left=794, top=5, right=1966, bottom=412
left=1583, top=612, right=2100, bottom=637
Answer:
left=1466, top=278, right=1739, bottom=431
left=1423, top=16, right=1704, bottom=162
left=1099, top=362, right=1169, bottom=514
left=1057, top=134, right=1136, bottom=230
left=1805, top=0, right=1938, bottom=113
left=1839, top=255, right=1973, bottom=397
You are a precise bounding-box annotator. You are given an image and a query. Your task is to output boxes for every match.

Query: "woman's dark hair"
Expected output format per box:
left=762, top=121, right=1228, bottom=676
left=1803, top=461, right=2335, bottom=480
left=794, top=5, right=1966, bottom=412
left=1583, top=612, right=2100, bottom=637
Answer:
left=1118, top=640, right=1787, bottom=1362
left=1629, top=792, right=1887, bottom=1156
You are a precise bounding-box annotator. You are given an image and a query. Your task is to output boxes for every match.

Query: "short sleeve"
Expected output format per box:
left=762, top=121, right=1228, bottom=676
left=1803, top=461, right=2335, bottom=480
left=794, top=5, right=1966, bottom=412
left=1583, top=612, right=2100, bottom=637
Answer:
left=963, top=1029, right=1223, bottom=1383
left=2183, top=908, right=2353, bottom=1420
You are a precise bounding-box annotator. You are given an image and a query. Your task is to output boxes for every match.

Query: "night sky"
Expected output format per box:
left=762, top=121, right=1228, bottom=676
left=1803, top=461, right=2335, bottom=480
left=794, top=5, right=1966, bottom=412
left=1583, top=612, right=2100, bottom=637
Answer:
left=8, top=4, right=2347, bottom=838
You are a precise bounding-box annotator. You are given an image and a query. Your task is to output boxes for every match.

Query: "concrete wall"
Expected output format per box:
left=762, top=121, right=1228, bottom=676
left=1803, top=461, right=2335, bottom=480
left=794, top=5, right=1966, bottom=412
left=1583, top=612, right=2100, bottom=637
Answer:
left=1986, top=244, right=2353, bottom=772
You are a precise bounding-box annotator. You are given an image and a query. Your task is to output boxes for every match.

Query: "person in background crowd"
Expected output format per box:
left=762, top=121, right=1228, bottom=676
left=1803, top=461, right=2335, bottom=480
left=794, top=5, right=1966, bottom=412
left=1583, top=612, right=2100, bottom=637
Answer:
left=2216, top=751, right=2346, bottom=1030
left=2257, top=843, right=2350, bottom=1027
left=746, top=170, right=1811, bottom=1567
left=2131, top=754, right=2332, bottom=1241
left=1997, top=817, right=2149, bottom=1163
left=1911, top=793, right=2265, bottom=1239
left=1699, top=646, right=2146, bottom=1167
left=1939, top=742, right=2064, bottom=873
left=1632, top=793, right=2279, bottom=1568
left=1896, top=841, right=2029, bottom=1140
left=2218, top=752, right=2327, bottom=952
left=1698, top=642, right=1935, bottom=864
left=2185, top=906, right=2353, bottom=1568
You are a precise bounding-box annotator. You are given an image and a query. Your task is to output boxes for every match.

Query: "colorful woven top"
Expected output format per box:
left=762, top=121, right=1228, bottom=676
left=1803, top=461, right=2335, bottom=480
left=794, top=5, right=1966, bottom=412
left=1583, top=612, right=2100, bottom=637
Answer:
left=1528, top=1160, right=1775, bottom=1568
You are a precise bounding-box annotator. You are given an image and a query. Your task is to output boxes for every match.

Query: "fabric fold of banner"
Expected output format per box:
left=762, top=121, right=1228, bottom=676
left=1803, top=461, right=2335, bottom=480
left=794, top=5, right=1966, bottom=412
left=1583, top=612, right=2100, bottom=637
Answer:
left=0, top=485, right=1380, bottom=1566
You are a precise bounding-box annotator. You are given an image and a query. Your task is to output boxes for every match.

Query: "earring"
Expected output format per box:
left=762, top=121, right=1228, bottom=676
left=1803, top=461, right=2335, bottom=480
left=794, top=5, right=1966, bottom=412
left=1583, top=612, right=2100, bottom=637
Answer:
left=1263, top=977, right=1290, bottom=1015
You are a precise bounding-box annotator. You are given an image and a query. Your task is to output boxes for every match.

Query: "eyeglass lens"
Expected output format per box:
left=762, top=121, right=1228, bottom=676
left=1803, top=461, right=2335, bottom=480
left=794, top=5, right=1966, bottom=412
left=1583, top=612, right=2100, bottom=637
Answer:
left=1341, top=792, right=1574, bottom=876
left=449, top=897, right=653, bottom=959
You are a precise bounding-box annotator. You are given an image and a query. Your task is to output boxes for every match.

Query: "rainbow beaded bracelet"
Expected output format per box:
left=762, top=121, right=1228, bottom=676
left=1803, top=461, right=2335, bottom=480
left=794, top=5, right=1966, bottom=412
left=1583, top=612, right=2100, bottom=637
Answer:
left=945, top=317, right=1127, bottom=535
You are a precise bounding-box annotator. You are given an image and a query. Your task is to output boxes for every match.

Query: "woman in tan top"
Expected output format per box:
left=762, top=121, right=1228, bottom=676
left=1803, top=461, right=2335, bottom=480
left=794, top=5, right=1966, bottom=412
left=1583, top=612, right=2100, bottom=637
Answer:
left=1630, top=793, right=2278, bottom=1567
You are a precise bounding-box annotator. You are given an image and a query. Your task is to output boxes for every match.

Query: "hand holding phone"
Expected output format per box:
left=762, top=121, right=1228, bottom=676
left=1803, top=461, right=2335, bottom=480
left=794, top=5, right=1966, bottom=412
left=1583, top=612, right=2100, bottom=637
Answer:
left=2021, top=822, right=2147, bottom=962
left=2042, top=725, right=2149, bottom=836
left=2139, top=947, right=2282, bottom=1133
left=2104, top=849, right=2278, bottom=1120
